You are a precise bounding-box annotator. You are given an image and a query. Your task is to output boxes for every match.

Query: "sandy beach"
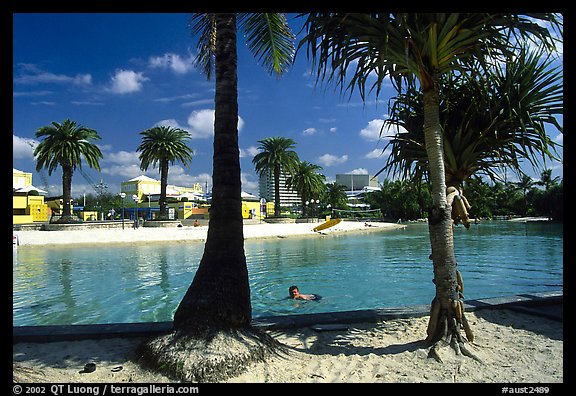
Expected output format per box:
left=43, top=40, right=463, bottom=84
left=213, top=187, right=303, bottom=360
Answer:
left=13, top=307, right=562, bottom=383
left=13, top=220, right=405, bottom=246
left=13, top=219, right=563, bottom=383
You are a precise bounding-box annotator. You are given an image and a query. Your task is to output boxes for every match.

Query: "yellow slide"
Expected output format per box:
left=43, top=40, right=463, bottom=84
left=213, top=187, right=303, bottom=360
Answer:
left=313, top=218, right=342, bottom=232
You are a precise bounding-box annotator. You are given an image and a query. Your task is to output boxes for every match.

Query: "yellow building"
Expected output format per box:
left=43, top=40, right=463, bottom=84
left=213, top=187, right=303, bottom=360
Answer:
left=13, top=168, right=50, bottom=224
left=120, top=175, right=203, bottom=203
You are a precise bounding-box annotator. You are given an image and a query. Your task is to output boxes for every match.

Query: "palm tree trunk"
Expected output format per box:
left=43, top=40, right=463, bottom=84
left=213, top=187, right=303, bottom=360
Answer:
left=159, top=160, right=169, bottom=220
left=137, top=13, right=288, bottom=382
left=273, top=166, right=281, bottom=216
left=173, top=13, right=251, bottom=333
left=61, top=165, right=73, bottom=220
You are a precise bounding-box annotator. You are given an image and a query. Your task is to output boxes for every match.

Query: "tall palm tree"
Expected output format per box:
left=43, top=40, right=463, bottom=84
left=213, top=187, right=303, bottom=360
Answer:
left=285, top=160, right=326, bottom=217
left=300, top=13, right=561, bottom=359
left=33, top=119, right=103, bottom=223
left=136, top=126, right=193, bottom=220
left=137, top=13, right=295, bottom=382
left=252, top=136, right=300, bottom=216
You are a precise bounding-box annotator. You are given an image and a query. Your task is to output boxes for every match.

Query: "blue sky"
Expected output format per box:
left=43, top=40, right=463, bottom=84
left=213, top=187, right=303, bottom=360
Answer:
left=12, top=13, right=563, bottom=197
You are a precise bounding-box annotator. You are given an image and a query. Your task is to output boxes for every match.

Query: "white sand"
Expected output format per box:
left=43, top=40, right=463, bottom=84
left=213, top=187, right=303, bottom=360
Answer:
left=13, top=220, right=405, bottom=246
left=13, top=309, right=562, bottom=383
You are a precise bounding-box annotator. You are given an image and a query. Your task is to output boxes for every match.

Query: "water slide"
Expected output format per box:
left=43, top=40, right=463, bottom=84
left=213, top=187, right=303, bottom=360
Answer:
left=312, top=218, right=342, bottom=232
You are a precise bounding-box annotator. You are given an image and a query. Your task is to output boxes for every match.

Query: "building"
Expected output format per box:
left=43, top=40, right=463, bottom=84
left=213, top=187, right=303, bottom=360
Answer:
left=258, top=169, right=301, bottom=209
left=120, top=175, right=204, bottom=203
left=13, top=168, right=50, bottom=224
left=335, top=173, right=379, bottom=191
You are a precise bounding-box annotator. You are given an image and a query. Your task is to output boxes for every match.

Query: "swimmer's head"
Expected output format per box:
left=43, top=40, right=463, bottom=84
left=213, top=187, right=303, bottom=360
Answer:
left=288, top=285, right=299, bottom=299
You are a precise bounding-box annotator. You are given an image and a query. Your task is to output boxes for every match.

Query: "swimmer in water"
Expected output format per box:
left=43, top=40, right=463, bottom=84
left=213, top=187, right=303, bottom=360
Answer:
left=288, top=285, right=319, bottom=300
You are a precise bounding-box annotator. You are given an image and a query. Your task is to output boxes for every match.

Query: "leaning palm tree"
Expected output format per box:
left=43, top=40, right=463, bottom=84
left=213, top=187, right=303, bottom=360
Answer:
left=136, top=126, right=193, bottom=220
left=137, top=13, right=295, bottom=382
left=285, top=160, right=326, bottom=217
left=300, top=13, right=561, bottom=360
left=381, top=46, right=563, bottom=225
left=252, top=136, right=300, bottom=216
left=33, top=119, right=103, bottom=223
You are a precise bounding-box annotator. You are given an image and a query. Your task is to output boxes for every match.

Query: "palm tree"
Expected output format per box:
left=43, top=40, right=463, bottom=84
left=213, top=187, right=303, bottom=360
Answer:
left=137, top=13, right=295, bottom=382
left=285, top=160, right=326, bottom=217
left=252, top=136, right=300, bottom=216
left=136, top=126, right=193, bottom=220
left=536, top=168, right=560, bottom=192
left=324, top=182, right=348, bottom=215
left=33, top=119, right=103, bottom=223
left=300, top=13, right=561, bottom=360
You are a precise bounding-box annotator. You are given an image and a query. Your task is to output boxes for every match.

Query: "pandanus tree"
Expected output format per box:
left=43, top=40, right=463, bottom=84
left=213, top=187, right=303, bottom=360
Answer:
left=33, top=119, right=103, bottom=223
left=137, top=126, right=193, bottom=220
left=381, top=46, right=563, bottom=226
left=137, top=13, right=295, bottom=382
left=300, top=13, right=561, bottom=361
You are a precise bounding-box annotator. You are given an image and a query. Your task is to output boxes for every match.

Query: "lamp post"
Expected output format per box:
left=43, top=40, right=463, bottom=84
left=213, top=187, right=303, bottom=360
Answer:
left=132, top=194, right=139, bottom=229
left=305, top=200, right=309, bottom=222
left=120, top=192, right=126, bottom=229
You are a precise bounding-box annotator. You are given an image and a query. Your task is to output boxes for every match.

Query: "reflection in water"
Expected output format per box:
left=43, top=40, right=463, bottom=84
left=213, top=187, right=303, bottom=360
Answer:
left=13, top=221, right=562, bottom=326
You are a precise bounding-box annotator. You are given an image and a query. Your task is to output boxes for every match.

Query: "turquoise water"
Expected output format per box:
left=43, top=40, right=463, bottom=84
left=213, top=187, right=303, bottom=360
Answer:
left=13, top=221, right=563, bottom=326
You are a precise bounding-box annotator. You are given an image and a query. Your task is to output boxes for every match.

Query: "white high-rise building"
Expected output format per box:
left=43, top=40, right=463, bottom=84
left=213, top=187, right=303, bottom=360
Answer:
left=258, top=170, right=301, bottom=208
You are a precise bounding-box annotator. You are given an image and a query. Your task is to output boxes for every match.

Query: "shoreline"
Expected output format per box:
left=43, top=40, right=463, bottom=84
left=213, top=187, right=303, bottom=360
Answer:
left=13, top=220, right=406, bottom=247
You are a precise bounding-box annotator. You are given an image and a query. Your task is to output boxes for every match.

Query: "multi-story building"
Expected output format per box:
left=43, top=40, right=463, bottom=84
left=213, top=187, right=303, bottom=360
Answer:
left=335, top=173, right=379, bottom=191
left=258, top=169, right=301, bottom=209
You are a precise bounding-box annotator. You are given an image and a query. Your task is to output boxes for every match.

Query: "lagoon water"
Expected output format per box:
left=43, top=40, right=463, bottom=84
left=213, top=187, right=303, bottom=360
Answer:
left=13, top=221, right=563, bottom=327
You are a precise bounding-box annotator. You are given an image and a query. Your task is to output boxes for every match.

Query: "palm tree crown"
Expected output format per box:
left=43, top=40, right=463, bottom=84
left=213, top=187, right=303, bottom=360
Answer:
left=252, top=136, right=300, bottom=216
left=34, top=119, right=103, bottom=220
left=34, top=119, right=102, bottom=175
left=137, top=126, right=193, bottom=219
left=285, top=160, right=326, bottom=216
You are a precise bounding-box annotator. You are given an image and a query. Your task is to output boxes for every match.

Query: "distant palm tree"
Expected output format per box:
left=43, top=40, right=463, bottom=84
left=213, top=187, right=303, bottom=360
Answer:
left=515, top=175, right=536, bottom=216
left=285, top=160, right=326, bottom=217
left=34, top=119, right=103, bottom=222
left=536, top=168, right=560, bottom=192
left=252, top=136, right=300, bottom=216
left=138, top=13, right=295, bottom=382
left=300, top=12, right=561, bottom=359
left=323, top=182, right=348, bottom=215
left=137, top=126, right=193, bottom=220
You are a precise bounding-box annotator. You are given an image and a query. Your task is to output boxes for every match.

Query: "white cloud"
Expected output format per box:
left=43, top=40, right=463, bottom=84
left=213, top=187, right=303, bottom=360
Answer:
left=104, top=150, right=140, bottom=165
left=240, top=146, right=260, bottom=158
left=364, top=148, right=390, bottom=159
left=359, top=118, right=406, bottom=141
left=329, top=127, right=337, bottom=133
left=149, top=53, right=195, bottom=74
left=14, top=64, right=92, bottom=86
left=302, top=127, right=317, bottom=136
left=186, top=109, right=245, bottom=139
left=241, top=172, right=259, bottom=195
left=107, top=69, right=148, bottom=94
left=317, top=153, right=348, bottom=167
left=349, top=168, right=368, bottom=175
left=13, top=135, right=38, bottom=159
